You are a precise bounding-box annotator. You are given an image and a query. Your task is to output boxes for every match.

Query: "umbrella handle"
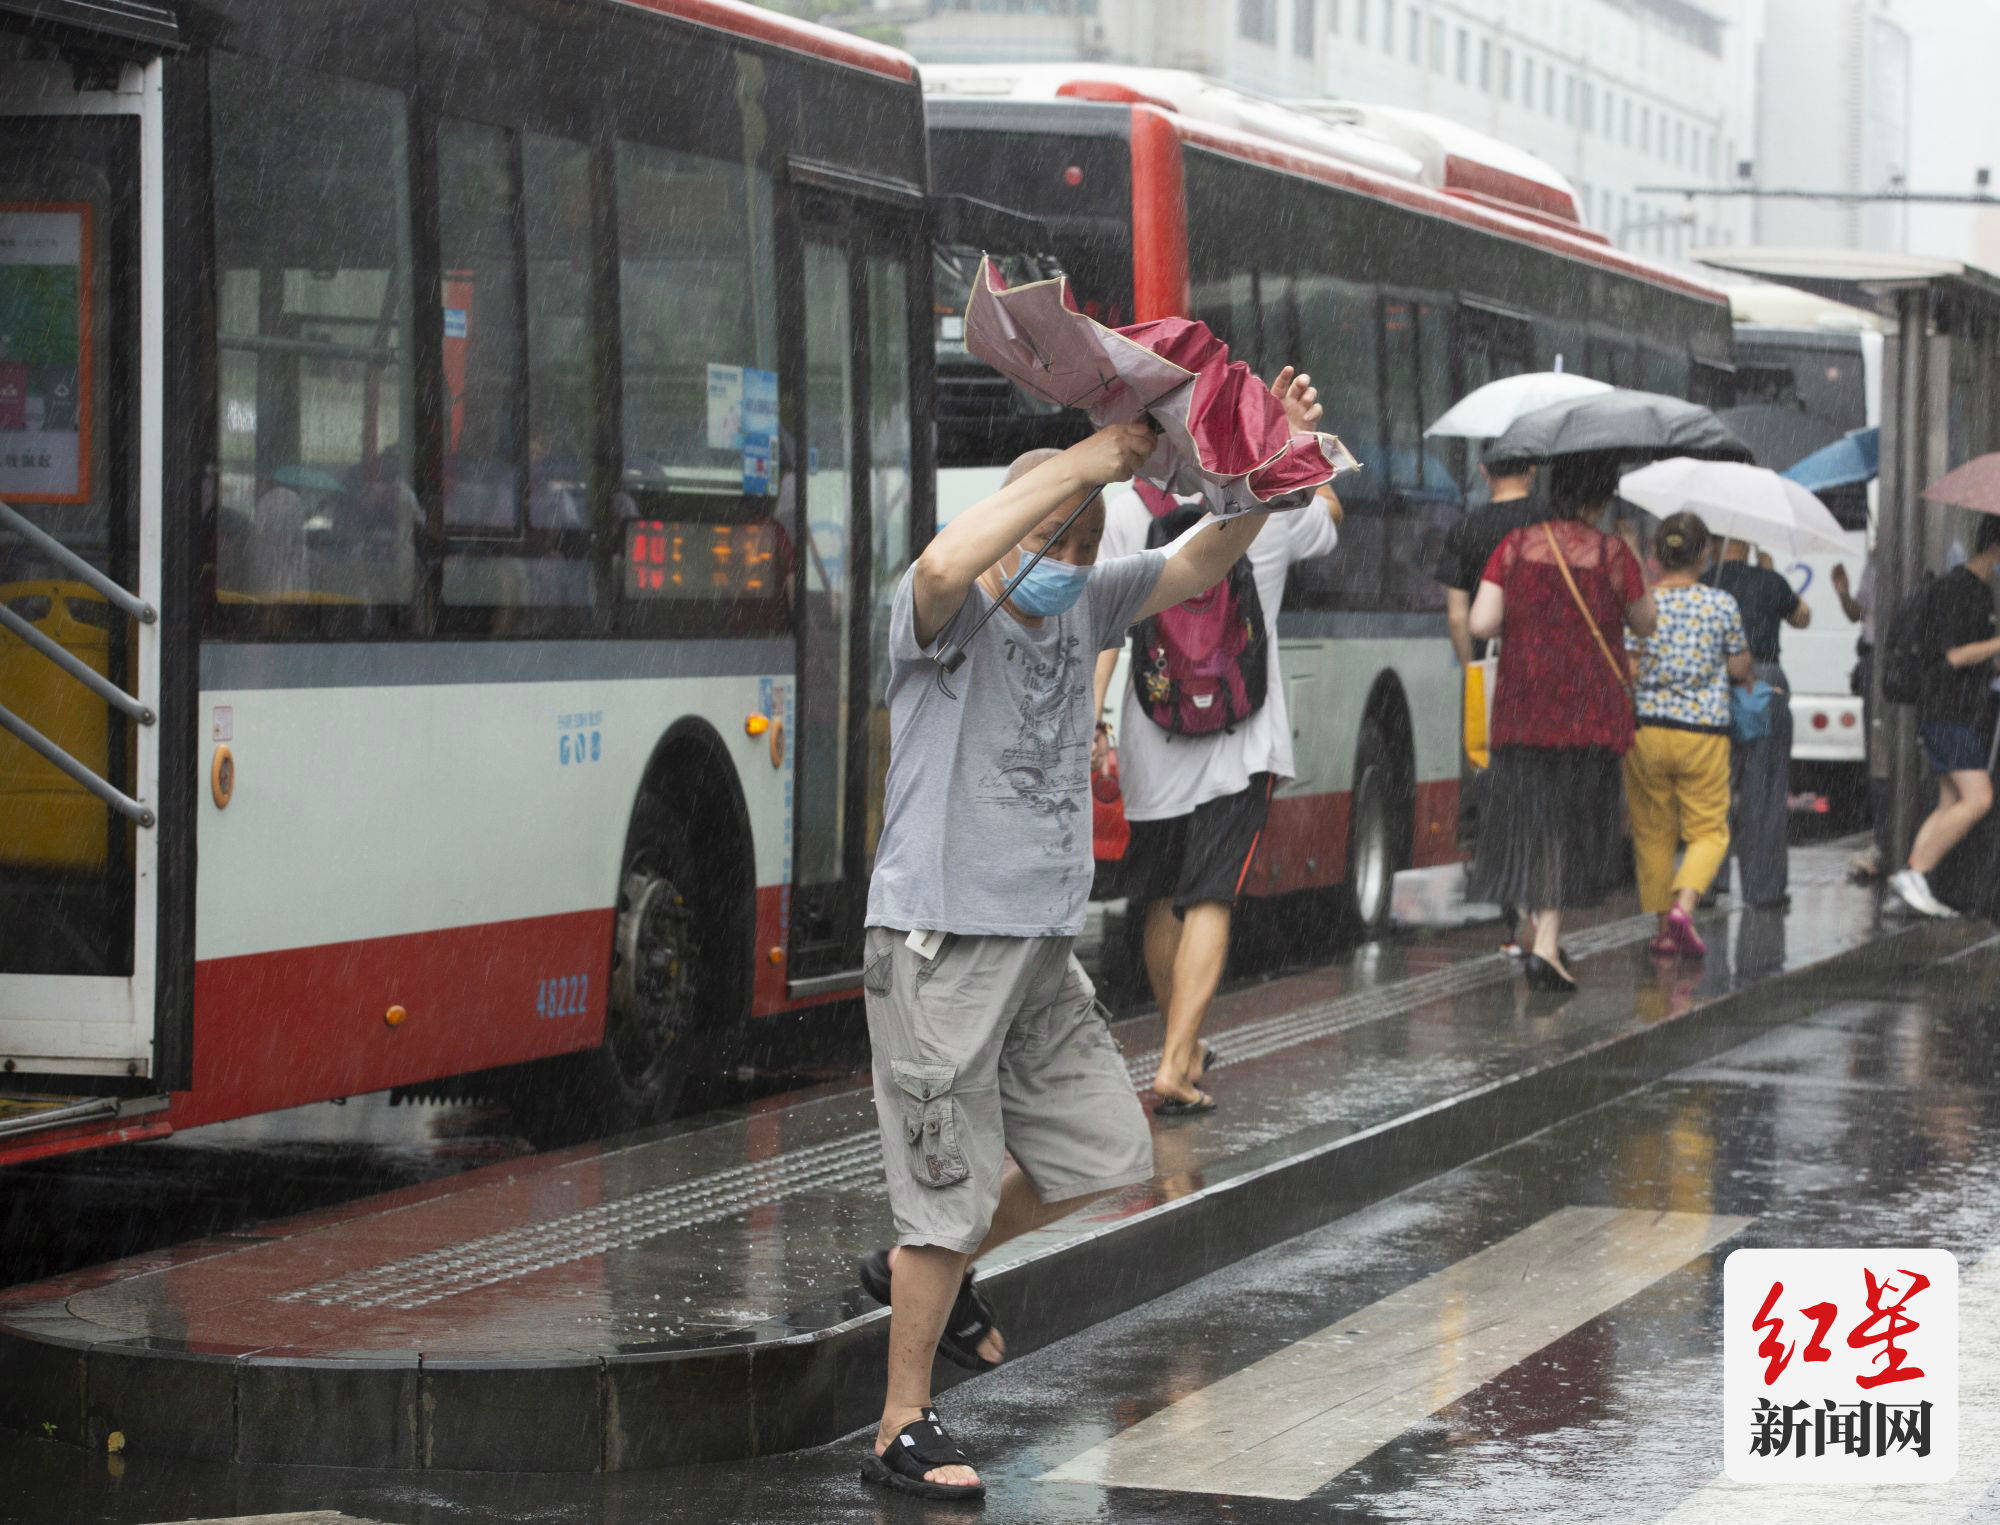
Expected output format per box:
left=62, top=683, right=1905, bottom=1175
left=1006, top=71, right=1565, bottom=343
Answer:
left=934, top=484, right=1107, bottom=677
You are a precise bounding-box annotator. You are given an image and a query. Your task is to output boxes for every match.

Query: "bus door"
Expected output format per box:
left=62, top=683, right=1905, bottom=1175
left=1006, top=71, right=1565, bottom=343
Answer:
left=0, top=57, right=163, bottom=1089
left=785, top=182, right=921, bottom=991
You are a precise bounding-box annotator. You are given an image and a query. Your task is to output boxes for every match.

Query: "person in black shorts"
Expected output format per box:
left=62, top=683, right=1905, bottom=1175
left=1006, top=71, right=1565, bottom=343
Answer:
left=1889, top=516, right=2000, bottom=917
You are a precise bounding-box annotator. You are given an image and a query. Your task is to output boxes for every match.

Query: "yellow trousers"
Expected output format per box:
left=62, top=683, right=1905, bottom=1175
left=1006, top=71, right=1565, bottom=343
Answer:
left=1623, top=727, right=1731, bottom=913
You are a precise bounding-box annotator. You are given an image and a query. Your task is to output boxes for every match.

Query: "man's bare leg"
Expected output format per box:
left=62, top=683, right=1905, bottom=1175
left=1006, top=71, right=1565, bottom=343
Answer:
left=874, top=1243, right=980, bottom=1488
left=1153, top=900, right=1228, bottom=1103
left=875, top=1165, right=1115, bottom=1484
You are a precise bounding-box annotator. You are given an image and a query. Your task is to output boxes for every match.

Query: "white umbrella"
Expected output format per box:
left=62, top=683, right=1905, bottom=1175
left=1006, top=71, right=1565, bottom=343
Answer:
left=1424, top=371, right=1612, bottom=440
left=1617, top=457, right=1854, bottom=557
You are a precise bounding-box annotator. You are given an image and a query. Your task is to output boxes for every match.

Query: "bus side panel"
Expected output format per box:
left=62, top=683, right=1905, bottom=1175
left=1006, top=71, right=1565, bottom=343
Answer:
left=182, top=660, right=785, bottom=1124
left=1243, top=631, right=1462, bottom=897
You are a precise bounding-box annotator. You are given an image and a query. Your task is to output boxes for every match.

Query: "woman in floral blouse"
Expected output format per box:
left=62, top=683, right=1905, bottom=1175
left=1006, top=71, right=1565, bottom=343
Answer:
left=1625, top=512, right=1753, bottom=957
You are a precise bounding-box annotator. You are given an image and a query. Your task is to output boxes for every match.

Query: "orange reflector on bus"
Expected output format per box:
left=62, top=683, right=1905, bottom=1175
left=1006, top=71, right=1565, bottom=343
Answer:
left=746, top=713, right=769, bottom=737
left=767, top=947, right=784, bottom=966
left=210, top=745, right=234, bottom=809
left=385, top=1005, right=407, bottom=1028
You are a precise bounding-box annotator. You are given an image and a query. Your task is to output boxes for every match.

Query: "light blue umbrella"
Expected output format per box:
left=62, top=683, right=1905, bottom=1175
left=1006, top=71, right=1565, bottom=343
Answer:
left=1782, top=426, right=1879, bottom=493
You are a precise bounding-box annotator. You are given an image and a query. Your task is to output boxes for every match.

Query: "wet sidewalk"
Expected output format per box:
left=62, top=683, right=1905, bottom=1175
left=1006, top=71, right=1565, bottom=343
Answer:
left=0, top=843, right=1981, bottom=1474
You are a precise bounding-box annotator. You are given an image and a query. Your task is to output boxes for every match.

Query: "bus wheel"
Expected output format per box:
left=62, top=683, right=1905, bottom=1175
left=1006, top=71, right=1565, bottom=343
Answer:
left=1341, top=719, right=1411, bottom=938
left=507, top=797, right=723, bottom=1145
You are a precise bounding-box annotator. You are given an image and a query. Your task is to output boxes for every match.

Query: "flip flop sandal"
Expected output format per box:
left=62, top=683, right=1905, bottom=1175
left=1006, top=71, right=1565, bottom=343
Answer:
left=856, top=1251, right=1004, bottom=1372
left=1154, top=1090, right=1217, bottom=1117
left=860, top=1408, right=986, bottom=1500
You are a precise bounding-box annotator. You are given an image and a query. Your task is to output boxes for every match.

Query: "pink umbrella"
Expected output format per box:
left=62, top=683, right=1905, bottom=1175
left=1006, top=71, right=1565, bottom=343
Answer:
left=1922, top=454, right=2000, bottom=516
left=934, top=258, right=1357, bottom=677
left=962, top=255, right=1357, bottom=516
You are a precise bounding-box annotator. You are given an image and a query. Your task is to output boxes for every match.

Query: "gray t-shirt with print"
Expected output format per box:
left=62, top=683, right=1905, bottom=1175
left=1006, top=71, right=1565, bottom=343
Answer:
left=866, top=550, right=1166, bottom=938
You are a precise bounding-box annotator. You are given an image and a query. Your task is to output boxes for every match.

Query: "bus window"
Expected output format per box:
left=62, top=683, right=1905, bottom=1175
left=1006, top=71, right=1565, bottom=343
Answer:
left=1381, top=298, right=1419, bottom=488
left=1295, top=273, right=1381, bottom=499
left=616, top=137, right=778, bottom=500
left=436, top=121, right=596, bottom=617
left=210, top=55, right=416, bottom=618
left=1416, top=301, right=1460, bottom=491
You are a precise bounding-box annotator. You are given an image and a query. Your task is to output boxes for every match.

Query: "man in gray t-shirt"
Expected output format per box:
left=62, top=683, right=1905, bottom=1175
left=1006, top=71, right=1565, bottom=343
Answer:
left=858, top=382, right=1321, bottom=1501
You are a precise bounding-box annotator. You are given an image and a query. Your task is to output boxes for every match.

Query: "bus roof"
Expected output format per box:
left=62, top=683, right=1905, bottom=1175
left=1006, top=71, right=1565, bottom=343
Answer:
left=926, top=63, right=1729, bottom=307
left=1723, top=282, right=1890, bottom=334
left=615, top=0, right=915, bottom=83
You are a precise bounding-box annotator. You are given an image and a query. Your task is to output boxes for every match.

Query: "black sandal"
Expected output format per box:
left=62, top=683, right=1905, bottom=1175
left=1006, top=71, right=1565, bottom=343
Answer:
left=857, top=1250, right=1003, bottom=1372
left=861, top=1408, right=985, bottom=1500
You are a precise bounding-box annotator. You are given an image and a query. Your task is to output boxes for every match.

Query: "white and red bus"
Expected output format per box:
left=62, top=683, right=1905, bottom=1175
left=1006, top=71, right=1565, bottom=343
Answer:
left=1724, top=283, right=1883, bottom=797
left=0, top=0, right=934, bottom=1161
left=924, top=66, right=1738, bottom=933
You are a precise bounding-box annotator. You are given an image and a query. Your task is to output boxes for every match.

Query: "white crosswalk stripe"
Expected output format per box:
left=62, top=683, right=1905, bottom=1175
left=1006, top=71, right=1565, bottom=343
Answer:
left=1041, top=1206, right=1751, bottom=1501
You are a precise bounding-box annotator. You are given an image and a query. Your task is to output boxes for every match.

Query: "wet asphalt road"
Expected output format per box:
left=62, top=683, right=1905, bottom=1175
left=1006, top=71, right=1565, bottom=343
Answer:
left=3, top=884, right=1994, bottom=1520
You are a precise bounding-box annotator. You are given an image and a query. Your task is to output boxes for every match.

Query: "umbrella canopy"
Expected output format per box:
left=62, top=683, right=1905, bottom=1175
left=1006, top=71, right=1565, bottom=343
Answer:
left=1424, top=371, right=1611, bottom=440
left=1783, top=426, right=1880, bottom=493
left=962, top=256, right=1356, bottom=516
left=1717, top=403, right=1843, bottom=474
left=1922, top=453, right=2000, bottom=516
left=1619, top=458, right=1853, bottom=557
left=1484, top=388, right=1752, bottom=466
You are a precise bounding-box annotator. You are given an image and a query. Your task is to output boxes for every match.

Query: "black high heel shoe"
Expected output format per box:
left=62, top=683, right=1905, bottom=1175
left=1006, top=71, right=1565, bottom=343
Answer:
left=1522, top=954, right=1578, bottom=993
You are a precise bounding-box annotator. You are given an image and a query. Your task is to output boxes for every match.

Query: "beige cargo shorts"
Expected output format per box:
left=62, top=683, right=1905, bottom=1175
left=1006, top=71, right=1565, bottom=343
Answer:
left=863, top=926, right=1155, bottom=1254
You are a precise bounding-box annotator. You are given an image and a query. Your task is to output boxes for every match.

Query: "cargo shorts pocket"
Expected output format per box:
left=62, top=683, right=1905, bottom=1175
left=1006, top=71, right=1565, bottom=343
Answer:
left=890, top=1060, right=969, bottom=1189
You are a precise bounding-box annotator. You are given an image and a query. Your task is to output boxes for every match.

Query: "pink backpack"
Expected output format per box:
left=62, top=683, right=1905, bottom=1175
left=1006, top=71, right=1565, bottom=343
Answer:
left=1126, top=482, right=1268, bottom=737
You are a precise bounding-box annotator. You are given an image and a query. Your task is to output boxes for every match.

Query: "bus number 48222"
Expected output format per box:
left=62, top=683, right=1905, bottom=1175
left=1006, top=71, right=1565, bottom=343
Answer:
left=536, top=973, right=589, bottom=1018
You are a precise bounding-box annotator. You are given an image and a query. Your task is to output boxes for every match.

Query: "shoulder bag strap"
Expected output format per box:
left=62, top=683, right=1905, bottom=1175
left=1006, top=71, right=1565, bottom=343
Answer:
left=1541, top=522, right=1633, bottom=696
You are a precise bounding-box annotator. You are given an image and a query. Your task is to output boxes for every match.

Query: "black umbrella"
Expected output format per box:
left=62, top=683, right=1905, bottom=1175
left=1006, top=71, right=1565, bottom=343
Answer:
left=1484, top=388, right=1753, bottom=466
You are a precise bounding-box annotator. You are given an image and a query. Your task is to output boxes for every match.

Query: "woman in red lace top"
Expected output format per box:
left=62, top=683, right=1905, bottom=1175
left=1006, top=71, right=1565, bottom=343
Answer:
left=1468, top=452, right=1655, bottom=992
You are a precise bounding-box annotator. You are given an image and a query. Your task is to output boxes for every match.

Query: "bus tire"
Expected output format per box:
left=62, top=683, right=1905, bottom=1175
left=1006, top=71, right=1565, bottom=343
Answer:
left=1340, top=718, right=1412, bottom=938
left=508, top=787, right=744, bottom=1145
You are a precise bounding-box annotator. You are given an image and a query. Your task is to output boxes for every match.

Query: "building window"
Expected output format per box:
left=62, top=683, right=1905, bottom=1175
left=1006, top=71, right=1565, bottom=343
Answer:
left=1429, top=15, right=1443, bottom=70
left=1295, top=0, right=1317, bottom=56
left=1623, top=96, right=1632, bottom=144
left=1330, top=0, right=1341, bottom=36
left=1674, top=119, right=1686, bottom=167
left=1381, top=0, right=1392, bottom=52
left=1543, top=62, right=1555, bottom=116
left=1479, top=37, right=1491, bottom=91
left=1454, top=26, right=1468, bottom=82
left=1519, top=56, right=1532, bottom=105
left=1407, top=6, right=1420, bottom=63
left=1356, top=0, right=1367, bottom=41
left=1601, top=89, right=1613, bottom=137
left=1501, top=46, right=1512, bottom=100
left=1237, top=0, right=1276, bottom=45
left=1640, top=106, right=1651, bottom=153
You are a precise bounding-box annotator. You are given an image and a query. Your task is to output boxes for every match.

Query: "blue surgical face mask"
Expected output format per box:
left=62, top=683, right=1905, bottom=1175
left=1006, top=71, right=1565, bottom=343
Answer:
left=1005, top=551, right=1090, bottom=617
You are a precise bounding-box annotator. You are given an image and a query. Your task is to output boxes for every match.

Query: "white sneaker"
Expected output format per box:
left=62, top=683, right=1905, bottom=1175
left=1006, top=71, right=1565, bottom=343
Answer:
left=1889, top=868, right=1958, bottom=919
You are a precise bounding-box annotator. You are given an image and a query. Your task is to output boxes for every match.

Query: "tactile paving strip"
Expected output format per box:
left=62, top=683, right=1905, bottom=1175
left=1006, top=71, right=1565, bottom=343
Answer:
left=277, top=912, right=1661, bottom=1311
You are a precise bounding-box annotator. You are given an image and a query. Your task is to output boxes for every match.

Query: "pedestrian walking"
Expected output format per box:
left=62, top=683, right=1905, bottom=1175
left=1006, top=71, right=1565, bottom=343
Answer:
left=1887, top=516, right=2000, bottom=918
left=1093, top=407, right=1340, bottom=1115
left=1623, top=513, right=1752, bottom=958
left=1714, top=538, right=1810, bottom=907
left=1467, top=451, right=1656, bottom=992
left=1434, top=454, right=1545, bottom=953
left=855, top=374, right=1323, bottom=1501
left=1438, top=456, right=1543, bottom=669
left=1832, top=556, right=1891, bottom=879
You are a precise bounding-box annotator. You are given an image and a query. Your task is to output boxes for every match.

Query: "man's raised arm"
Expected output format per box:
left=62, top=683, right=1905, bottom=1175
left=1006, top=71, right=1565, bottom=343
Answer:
left=910, top=422, right=1154, bottom=649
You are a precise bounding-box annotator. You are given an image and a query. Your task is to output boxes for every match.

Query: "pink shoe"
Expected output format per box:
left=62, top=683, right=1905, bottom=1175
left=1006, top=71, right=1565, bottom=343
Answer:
left=1665, top=907, right=1707, bottom=959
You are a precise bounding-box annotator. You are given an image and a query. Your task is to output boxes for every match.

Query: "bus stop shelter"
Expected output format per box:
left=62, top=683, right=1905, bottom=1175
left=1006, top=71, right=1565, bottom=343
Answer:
left=1696, top=246, right=2000, bottom=863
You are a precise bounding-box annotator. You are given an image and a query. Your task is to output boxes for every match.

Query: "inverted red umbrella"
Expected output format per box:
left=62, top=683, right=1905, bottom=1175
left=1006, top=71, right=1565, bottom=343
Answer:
left=962, top=255, right=1357, bottom=514
left=936, top=257, right=1357, bottom=674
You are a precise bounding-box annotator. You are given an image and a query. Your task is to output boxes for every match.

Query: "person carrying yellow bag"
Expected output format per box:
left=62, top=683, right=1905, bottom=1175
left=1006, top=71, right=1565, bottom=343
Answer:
left=1624, top=512, right=1753, bottom=959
